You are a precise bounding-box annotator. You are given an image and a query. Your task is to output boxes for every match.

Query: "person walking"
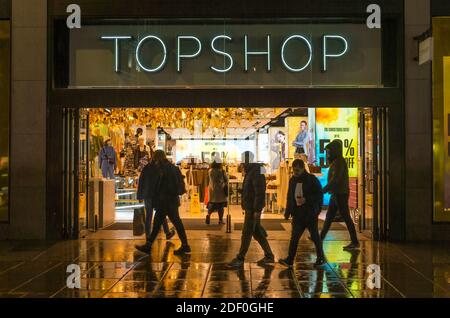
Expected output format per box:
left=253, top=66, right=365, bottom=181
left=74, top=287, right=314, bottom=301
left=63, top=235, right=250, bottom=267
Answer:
left=279, top=159, right=326, bottom=268
left=206, top=161, right=228, bottom=225
left=228, top=151, right=274, bottom=268
left=320, top=140, right=360, bottom=250
left=136, top=159, right=175, bottom=246
left=135, top=150, right=191, bottom=255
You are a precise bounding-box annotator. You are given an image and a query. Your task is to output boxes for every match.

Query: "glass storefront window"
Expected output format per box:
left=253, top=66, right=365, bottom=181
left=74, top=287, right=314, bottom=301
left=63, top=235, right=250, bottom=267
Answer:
left=433, top=17, right=450, bottom=222
left=0, top=20, right=10, bottom=222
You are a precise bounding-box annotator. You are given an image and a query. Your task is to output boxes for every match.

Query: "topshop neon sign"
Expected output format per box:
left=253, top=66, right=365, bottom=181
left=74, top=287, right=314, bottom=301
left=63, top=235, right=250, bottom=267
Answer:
left=101, top=34, right=348, bottom=73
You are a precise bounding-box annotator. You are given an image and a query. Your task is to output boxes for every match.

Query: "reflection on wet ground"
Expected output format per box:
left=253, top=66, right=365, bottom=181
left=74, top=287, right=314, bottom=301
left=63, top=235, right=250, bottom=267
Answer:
left=0, top=232, right=449, bottom=298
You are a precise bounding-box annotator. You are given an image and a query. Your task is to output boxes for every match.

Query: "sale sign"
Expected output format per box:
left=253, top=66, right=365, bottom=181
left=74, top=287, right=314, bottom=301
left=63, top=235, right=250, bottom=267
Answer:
left=315, top=108, right=358, bottom=204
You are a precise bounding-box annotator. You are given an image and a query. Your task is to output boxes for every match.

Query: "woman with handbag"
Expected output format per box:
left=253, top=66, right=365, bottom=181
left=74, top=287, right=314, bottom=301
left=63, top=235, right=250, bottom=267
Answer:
left=206, top=161, right=228, bottom=225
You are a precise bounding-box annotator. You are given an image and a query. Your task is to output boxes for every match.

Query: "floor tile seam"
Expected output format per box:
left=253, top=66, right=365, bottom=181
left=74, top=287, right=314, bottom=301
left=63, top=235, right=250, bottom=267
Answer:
left=402, top=261, right=449, bottom=293
left=8, top=261, right=64, bottom=294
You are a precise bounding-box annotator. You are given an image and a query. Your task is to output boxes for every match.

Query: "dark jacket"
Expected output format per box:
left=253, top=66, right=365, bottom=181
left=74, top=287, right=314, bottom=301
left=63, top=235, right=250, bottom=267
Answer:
left=285, top=172, right=323, bottom=219
left=241, top=163, right=266, bottom=212
left=136, top=161, right=159, bottom=201
left=153, top=160, right=185, bottom=210
left=323, top=140, right=349, bottom=195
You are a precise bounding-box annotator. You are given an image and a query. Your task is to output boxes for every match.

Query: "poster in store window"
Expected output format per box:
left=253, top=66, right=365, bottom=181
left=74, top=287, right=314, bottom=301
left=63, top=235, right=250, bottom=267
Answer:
left=269, top=127, right=287, bottom=173
left=315, top=108, right=358, bottom=205
left=286, top=117, right=310, bottom=161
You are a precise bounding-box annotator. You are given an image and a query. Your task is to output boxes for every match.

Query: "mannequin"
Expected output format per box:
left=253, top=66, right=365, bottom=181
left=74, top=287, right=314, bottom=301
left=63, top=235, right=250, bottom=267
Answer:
left=134, top=136, right=151, bottom=172
left=99, top=137, right=117, bottom=179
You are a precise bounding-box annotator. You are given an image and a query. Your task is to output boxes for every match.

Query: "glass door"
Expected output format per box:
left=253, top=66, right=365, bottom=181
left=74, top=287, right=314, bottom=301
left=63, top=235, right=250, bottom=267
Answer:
left=78, top=110, right=89, bottom=232
left=62, top=108, right=79, bottom=238
left=362, top=109, right=374, bottom=234
left=358, top=107, right=389, bottom=240
left=62, top=108, right=89, bottom=238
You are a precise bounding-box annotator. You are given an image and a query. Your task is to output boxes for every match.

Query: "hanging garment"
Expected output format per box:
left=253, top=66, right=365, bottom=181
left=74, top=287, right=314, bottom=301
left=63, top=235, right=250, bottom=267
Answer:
left=89, top=135, right=103, bottom=162
left=124, top=137, right=138, bottom=177
left=134, top=145, right=151, bottom=170
left=109, top=127, right=124, bottom=151
left=277, top=163, right=290, bottom=209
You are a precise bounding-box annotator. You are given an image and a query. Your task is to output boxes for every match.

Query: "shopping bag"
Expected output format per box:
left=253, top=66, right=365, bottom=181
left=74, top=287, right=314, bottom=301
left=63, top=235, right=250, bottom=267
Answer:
left=133, top=207, right=145, bottom=236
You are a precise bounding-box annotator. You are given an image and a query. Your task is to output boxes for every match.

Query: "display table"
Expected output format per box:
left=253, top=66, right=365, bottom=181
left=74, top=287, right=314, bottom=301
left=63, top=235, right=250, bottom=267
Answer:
left=88, top=178, right=116, bottom=230
left=88, top=178, right=101, bottom=230
left=99, top=179, right=116, bottom=228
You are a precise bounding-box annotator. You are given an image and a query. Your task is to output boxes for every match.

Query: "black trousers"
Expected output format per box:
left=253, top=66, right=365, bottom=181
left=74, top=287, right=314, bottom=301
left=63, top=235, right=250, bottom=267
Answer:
left=147, top=204, right=189, bottom=247
left=320, top=193, right=359, bottom=244
left=237, top=210, right=274, bottom=261
left=287, top=214, right=324, bottom=263
left=207, top=203, right=225, bottom=221
left=144, top=199, right=170, bottom=241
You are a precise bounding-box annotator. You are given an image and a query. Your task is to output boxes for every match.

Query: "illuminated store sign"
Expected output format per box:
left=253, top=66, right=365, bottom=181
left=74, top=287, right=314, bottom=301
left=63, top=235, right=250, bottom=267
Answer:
left=100, top=34, right=348, bottom=73
left=69, top=23, right=381, bottom=87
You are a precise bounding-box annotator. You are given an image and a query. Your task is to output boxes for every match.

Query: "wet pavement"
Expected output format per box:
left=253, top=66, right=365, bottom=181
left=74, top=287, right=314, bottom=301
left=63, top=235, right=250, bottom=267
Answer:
left=0, top=228, right=449, bottom=298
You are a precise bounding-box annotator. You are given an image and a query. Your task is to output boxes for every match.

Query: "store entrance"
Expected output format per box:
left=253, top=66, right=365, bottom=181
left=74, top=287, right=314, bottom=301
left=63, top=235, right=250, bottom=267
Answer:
left=358, top=108, right=389, bottom=240
left=61, top=106, right=388, bottom=241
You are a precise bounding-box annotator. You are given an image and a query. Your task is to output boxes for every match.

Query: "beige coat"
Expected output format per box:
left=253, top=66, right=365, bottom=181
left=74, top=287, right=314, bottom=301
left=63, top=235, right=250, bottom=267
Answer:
left=208, top=168, right=228, bottom=203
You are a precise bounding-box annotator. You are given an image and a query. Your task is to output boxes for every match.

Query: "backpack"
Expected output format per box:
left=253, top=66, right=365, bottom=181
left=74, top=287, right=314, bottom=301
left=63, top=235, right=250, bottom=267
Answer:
left=159, top=163, right=186, bottom=197
left=175, top=166, right=187, bottom=195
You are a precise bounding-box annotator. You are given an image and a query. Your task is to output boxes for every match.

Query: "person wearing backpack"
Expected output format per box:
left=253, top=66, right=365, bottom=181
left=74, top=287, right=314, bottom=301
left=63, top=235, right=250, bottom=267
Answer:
left=135, top=158, right=176, bottom=246
left=278, top=159, right=326, bottom=268
left=135, top=150, right=190, bottom=255
left=206, top=161, right=228, bottom=225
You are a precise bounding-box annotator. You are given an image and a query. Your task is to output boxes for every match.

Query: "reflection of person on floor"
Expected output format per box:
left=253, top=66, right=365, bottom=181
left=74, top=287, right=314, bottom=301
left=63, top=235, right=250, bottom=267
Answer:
left=136, top=158, right=175, bottom=247
left=206, top=161, right=228, bottom=225
left=320, top=140, right=360, bottom=250
left=253, top=265, right=275, bottom=298
left=228, top=151, right=274, bottom=268
left=279, top=159, right=326, bottom=268
left=99, top=137, right=117, bottom=179
left=135, top=150, right=191, bottom=255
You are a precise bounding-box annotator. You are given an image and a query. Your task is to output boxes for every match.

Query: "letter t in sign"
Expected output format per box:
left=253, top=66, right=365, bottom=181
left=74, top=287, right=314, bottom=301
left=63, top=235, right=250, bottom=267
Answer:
left=101, top=36, right=132, bottom=72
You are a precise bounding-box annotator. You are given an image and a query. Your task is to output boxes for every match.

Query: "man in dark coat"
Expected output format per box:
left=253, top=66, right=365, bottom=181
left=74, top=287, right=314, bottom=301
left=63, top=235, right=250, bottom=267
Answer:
left=279, top=159, right=326, bottom=268
left=136, top=150, right=191, bottom=255
left=320, top=139, right=359, bottom=250
left=136, top=160, right=175, bottom=248
left=228, top=151, right=274, bottom=268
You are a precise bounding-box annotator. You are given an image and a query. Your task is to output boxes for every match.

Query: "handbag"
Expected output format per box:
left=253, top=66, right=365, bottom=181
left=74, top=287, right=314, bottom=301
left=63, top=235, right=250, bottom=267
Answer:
left=133, top=207, right=145, bottom=236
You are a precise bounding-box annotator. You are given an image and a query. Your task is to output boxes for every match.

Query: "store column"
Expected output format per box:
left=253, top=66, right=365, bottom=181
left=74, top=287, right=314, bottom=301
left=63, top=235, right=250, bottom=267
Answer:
left=8, top=0, right=47, bottom=239
left=404, top=0, right=432, bottom=240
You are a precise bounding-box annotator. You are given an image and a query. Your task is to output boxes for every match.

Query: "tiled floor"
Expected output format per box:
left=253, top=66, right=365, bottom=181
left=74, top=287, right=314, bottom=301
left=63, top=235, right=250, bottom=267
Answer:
left=0, top=224, right=449, bottom=298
